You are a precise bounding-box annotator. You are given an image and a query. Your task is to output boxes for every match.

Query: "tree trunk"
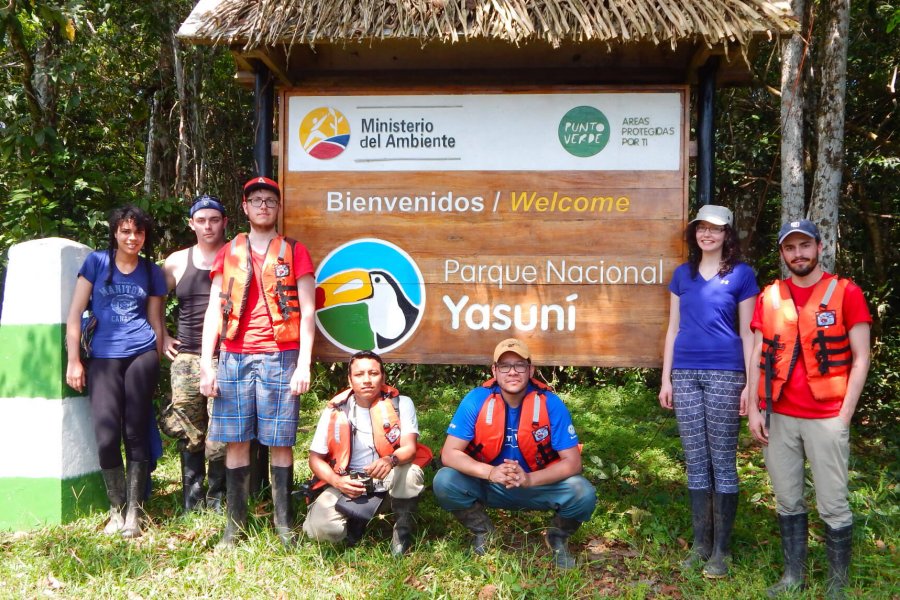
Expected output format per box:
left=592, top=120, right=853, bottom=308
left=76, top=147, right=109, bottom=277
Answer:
left=3, top=9, right=45, bottom=130
left=144, top=91, right=160, bottom=197
left=781, top=0, right=806, bottom=225
left=172, top=30, right=190, bottom=199
left=808, top=0, right=850, bottom=273
left=190, top=49, right=208, bottom=193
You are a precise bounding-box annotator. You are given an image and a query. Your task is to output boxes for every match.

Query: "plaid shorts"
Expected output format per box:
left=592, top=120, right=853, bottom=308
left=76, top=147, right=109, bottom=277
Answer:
left=208, top=349, right=300, bottom=447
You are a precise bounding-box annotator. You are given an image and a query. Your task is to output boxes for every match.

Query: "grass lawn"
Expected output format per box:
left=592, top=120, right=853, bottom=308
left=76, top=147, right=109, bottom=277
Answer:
left=1, top=371, right=896, bottom=599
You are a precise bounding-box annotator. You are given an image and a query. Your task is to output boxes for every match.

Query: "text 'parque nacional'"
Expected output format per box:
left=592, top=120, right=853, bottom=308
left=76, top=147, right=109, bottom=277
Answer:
left=444, top=259, right=666, bottom=289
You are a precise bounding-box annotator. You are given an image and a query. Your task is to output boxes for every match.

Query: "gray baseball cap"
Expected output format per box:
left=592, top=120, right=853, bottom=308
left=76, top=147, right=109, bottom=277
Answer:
left=690, top=205, right=733, bottom=227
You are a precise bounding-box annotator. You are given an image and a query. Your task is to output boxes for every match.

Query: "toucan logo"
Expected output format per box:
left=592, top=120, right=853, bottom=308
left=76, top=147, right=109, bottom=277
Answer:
left=299, top=107, right=350, bottom=159
left=315, top=239, right=425, bottom=354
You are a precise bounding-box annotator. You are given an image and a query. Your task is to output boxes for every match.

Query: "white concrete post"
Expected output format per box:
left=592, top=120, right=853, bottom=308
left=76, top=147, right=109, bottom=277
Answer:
left=0, top=238, right=105, bottom=530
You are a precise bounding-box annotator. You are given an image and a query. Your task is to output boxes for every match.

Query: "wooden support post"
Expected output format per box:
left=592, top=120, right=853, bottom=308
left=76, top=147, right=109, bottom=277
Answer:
left=254, top=64, right=274, bottom=178
left=696, top=56, right=719, bottom=206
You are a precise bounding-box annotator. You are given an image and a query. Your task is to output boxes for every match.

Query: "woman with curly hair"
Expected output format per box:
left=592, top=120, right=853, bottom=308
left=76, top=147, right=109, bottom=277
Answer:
left=65, top=205, right=167, bottom=538
left=659, top=204, right=758, bottom=578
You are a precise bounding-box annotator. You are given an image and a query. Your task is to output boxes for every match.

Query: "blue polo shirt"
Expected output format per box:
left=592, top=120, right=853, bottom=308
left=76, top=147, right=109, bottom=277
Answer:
left=446, top=382, right=579, bottom=472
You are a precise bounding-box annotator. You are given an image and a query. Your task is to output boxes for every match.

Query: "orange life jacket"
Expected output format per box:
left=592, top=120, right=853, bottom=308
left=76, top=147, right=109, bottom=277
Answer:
left=219, top=233, right=300, bottom=343
left=313, top=384, right=433, bottom=490
left=465, top=378, right=560, bottom=472
left=758, top=276, right=853, bottom=405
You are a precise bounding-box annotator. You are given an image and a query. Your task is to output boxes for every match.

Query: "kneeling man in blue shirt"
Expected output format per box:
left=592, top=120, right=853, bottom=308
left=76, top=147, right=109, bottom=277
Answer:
left=433, top=338, right=597, bottom=568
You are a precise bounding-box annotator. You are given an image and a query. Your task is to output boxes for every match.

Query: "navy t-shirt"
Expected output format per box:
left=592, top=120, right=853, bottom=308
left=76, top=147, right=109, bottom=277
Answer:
left=446, top=383, right=579, bottom=472
left=669, top=261, right=759, bottom=371
left=78, top=251, right=167, bottom=359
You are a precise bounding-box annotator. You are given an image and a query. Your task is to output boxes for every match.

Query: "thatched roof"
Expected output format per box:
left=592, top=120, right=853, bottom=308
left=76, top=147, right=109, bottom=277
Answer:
left=180, top=0, right=797, bottom=51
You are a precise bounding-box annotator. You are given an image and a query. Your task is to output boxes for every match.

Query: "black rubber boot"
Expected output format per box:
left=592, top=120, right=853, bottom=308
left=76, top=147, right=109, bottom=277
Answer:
left=681, top=488, right=713, bottom=569
left=180, top=450, right=206, bottom=514
left=703, top=492, right=738, bottom=578
left=101, top=466, right=126, bottom=534
left=450, top=502, right=494, bottom=555
left=248, top=441, right=270, bottom=498
left=390, top=496, right=419, bottom=556
left=766, top=513, right=808, bottom=597
left=825, top=523, right=852, bottom=600
left=345, top=517, right=368, bottom=547
left=271, top=465, right=295, bottom=547
left=217, top=465, right=250, bottom=549
left=206, top=458, right=226, bottom=514
left=545, top=514, right=581, bottom=569
left=121, top=461, right=148, bottom=539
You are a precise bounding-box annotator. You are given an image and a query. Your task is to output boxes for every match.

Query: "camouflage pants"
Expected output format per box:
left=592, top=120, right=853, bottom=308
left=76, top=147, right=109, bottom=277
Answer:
left=158, top=353, right=225, bottom=459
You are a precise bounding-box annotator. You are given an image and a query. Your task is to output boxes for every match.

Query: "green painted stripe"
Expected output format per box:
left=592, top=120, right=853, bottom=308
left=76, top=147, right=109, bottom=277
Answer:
left=0, top=472, right=107, bottom=531
left=0, top=323, right=73, bottom=399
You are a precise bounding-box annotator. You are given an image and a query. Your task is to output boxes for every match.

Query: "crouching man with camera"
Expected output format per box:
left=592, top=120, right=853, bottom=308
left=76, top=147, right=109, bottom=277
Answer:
left=302, top=351, right=432, bottom=555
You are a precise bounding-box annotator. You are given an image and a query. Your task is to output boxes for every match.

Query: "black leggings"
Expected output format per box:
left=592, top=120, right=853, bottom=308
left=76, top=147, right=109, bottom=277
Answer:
left=88, top=350, right=160, bottom=469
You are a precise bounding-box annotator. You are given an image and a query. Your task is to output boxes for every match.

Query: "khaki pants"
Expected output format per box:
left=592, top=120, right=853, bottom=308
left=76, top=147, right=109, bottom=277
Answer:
left=763, top=413, right=851, bottom=529
left=302, top=463, right=425, bottom=543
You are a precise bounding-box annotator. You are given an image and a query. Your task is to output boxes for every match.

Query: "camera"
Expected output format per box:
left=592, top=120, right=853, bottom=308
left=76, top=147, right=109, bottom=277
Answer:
left=349, top=470, right=375, bottom=495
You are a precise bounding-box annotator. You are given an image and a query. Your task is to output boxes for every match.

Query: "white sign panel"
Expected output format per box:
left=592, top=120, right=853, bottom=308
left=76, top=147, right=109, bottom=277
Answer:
left=287, top=93, right=682, bottom=172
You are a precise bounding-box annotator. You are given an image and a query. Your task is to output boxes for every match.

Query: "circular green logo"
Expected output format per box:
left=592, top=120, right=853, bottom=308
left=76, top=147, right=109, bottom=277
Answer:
left=558, top=106, right=610, bottom=157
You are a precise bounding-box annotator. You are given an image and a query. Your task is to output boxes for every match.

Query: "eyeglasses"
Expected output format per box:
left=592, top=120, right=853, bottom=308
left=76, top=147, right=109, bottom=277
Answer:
left=496, top=361, right=529, bottom=373
left=696, top=225, right=725, bottom=234
left=247, top=197, right=278, bottom=208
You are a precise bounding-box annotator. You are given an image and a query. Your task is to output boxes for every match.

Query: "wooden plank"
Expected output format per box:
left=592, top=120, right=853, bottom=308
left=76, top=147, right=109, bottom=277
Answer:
left=288, top=221, right=682, bottom=259
left=313, top=284, right=669, bottom=366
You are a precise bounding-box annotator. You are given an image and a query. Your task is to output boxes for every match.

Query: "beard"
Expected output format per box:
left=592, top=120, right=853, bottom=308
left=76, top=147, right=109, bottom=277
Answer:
left=786, top=252, right=819, bottom=277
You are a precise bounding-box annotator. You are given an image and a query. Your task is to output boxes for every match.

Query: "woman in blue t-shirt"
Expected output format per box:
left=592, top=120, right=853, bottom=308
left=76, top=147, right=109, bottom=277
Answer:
left=659, top=204, right=758, bottom=578
left=65, top=205, right=167, bottom=539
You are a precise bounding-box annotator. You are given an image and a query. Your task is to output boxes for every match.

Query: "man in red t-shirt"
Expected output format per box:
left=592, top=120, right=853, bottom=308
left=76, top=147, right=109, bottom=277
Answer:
left=199, top=177, right=316, bottom=548
left=747, top=220, right=871, bottom=599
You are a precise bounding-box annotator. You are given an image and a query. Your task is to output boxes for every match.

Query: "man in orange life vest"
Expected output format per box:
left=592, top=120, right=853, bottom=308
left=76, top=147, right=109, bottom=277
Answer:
left=302, top=351, right=431, bottom=556
left=433, top=338, right=597, bottom=568
left=747, top=220, right=871, bottom=599
left=199, top=177, right=317, bottom=547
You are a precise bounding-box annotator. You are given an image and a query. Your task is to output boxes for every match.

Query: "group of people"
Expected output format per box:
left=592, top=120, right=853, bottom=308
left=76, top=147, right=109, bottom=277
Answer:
left=660, top=205, right=870, bottom=599
left=62, top=176, right=596, bottom=567
left=63, top=181, right=871, bottom=595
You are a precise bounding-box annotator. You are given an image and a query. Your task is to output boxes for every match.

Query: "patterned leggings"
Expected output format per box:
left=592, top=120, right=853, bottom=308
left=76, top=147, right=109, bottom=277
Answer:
left=672, top=369, right=745, bottom=493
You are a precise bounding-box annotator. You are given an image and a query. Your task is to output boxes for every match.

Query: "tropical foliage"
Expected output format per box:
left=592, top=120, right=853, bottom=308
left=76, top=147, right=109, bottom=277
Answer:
left=0, top=0, right=254, bottom=271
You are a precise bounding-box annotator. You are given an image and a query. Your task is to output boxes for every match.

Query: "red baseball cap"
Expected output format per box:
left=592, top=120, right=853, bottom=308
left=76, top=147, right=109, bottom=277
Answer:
left=242, top=176, right=280, bottom=201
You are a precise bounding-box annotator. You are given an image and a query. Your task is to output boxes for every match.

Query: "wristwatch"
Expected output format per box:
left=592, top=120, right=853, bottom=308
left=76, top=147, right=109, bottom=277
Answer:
left=386, top=454, right=400, bottom=467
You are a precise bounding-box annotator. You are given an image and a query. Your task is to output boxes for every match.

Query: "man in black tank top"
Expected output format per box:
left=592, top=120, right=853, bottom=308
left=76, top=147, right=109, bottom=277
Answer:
left=159, top=196, right=228, bottom=513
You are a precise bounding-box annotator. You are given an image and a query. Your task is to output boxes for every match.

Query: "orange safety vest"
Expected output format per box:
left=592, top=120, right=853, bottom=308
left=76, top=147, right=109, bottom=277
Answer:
left=465, top=378, right=560, bottom=472
left=313, top=384, right=433, bottom=489
left=758, top=277, right=853, bottom=405
left=219, top=233, right=300, bottom=343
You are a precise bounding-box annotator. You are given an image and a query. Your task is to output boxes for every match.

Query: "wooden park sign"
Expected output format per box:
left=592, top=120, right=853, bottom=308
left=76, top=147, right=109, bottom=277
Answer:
left=279, top=86, right=687, bottom=366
